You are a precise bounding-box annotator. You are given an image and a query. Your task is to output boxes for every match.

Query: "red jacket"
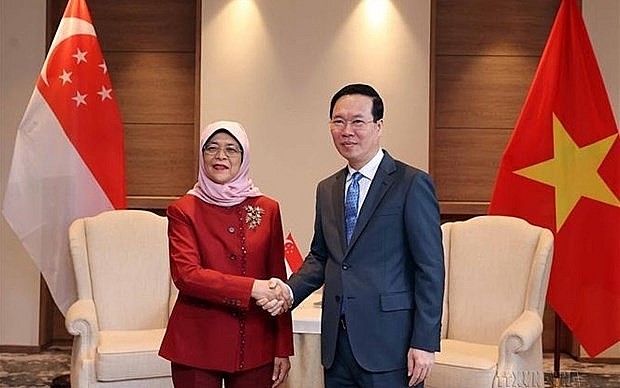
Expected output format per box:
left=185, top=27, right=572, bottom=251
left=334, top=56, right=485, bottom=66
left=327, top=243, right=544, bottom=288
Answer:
left=159, top=194, right=294, bottom=372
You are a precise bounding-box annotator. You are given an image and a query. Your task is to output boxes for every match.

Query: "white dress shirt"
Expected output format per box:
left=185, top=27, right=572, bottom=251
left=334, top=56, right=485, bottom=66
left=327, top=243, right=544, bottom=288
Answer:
left=345, top=149, right=384, bottom=216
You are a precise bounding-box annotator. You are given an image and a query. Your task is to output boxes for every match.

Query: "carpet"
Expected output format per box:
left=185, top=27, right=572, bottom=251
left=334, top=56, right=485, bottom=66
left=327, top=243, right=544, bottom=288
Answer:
left=0, top=348, right=69, bottom=387
left=1, top=348, right=619, bottom=387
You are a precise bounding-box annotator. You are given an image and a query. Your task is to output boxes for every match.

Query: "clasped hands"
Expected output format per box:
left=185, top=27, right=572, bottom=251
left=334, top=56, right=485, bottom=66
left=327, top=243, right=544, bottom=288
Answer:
left=251, top=278, right=292, bottom=316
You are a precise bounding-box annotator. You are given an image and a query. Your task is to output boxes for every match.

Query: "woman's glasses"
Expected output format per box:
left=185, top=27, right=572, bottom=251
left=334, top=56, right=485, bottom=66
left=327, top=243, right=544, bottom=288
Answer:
left=203, top=144, right=242, bottom=158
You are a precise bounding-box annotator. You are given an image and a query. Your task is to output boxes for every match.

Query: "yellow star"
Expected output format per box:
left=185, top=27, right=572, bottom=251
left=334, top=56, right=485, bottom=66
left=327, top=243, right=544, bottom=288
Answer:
left=514, top=113, right=620, bottom=231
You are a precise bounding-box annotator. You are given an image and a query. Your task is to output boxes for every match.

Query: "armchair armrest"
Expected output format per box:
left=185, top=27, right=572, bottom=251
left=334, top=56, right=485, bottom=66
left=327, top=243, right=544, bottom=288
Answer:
left=495, top=310, right=544, bottom=387
left=66, top=299, right=100, bottom=359
left=498, top=310, right=542, bottom=354
left=496, top=310, right=543, bottom=371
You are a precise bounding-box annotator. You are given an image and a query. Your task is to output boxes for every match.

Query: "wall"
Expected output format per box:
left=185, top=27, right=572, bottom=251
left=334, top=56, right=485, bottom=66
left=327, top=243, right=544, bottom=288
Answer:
left=201, top=1, right=431, bottom=250
left=0, top=0, right=45, bottom=347
left=585, top=0, right=619, bottom=124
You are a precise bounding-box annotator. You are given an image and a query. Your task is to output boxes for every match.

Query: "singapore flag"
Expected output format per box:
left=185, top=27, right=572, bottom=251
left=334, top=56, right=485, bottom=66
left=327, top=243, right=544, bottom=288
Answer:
left=284, top=232, right=304, bottom=276
left=2, top=0, right=125, bottom=314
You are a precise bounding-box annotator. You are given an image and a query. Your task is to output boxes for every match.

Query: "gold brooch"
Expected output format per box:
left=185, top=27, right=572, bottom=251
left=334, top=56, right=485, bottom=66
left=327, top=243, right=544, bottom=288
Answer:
left=244, top=205, right=265, bottom=230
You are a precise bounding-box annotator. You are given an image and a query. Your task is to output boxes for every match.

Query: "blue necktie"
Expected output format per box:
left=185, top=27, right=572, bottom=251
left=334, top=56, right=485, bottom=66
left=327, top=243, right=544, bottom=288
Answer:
left=344, top=172, right=362, bottom=243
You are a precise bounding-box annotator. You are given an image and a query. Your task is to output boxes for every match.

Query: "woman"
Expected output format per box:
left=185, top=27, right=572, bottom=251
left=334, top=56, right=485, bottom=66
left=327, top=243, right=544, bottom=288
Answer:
left=159, top=121, right=293, bottom=387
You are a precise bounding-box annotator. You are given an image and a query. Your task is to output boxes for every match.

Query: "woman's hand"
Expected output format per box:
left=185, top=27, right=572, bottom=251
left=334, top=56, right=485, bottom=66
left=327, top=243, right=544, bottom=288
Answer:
left=252, top=279, right=293, bottom=316
left=272, top=356, right=291, bottom=387
left=251, top=279, right=281, bottom=300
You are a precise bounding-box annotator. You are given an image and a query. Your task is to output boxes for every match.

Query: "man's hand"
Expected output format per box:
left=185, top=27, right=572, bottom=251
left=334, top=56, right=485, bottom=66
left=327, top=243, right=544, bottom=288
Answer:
left=271, top=356, right=290, bottom=387
left=255, top=278, right=293, bottom=316
left=407, top=348, right=434, bottom=386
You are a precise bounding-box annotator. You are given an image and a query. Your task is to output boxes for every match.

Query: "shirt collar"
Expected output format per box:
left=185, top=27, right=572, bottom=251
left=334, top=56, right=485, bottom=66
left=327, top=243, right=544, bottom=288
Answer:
left=347, top=149, right=384, bottom=181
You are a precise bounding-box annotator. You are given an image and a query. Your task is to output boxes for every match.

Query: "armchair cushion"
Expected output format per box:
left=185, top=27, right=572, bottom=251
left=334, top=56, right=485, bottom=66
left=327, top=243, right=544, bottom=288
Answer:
left=431, top=340, right=497, bottom=387
left=96, top=330, right=170, bottom=381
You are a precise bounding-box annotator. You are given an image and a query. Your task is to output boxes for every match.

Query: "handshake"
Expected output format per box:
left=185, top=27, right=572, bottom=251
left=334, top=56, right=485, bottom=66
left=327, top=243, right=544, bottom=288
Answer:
left=251, top=278, right=293, bottom=316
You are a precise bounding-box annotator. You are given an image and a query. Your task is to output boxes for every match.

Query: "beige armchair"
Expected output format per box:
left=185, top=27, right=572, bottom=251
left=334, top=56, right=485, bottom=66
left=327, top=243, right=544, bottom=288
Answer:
left=65, top=210, right=176, bottom=387
left=426, top=215, right=554, bottom=388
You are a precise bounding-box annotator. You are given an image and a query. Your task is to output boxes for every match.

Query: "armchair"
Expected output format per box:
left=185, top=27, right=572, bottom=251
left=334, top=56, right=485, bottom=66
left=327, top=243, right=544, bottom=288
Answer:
left=426, top=215, right=554, bottom=388
left=65, top=210, right=176, bottom=387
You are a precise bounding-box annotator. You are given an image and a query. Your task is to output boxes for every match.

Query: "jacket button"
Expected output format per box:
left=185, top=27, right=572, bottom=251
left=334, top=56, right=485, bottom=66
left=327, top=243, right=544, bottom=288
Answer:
left=342, top=264, right=349, bottom=270
left=228, top=226, right=235, bottom=233
left=229, top=254, right=237, bottom=260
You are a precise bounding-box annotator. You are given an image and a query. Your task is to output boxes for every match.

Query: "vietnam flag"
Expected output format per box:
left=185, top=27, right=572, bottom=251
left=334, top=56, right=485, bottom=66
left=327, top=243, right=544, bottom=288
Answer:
left=489, top=0, right=620, bottom=356
left=2, top=0, right=125, bottom=315
left=284, top=232, right=304, bottom=275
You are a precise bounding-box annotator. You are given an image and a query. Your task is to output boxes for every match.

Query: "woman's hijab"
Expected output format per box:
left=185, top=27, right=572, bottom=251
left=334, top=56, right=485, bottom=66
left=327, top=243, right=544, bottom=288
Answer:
left=188, top=120, right=262, bottom=206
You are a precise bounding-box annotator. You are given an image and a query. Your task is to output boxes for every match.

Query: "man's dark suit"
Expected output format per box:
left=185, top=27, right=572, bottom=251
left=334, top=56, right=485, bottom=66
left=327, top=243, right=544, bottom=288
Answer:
left=288, top=151, right=445, bottom=374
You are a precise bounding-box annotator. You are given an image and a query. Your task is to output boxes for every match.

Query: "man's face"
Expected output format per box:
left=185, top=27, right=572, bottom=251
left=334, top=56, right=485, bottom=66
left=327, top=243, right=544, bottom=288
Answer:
left=329, top=94, right=383, bottom=170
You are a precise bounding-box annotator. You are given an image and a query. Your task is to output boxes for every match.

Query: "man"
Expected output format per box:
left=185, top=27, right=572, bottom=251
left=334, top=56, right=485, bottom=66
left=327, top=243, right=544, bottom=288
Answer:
left=264, top=83, right=445, bottom=387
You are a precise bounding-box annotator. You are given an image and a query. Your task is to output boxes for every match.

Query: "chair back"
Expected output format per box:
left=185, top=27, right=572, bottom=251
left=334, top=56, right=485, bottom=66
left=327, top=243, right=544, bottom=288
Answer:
left=69, top=210, right=174, bottom=331
left=440, top=215, right=553, bottom=345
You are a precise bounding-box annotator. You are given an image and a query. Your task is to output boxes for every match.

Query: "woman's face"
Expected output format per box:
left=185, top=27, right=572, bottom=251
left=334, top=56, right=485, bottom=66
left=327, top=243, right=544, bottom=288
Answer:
left=203, top=132, right=243, bottom=184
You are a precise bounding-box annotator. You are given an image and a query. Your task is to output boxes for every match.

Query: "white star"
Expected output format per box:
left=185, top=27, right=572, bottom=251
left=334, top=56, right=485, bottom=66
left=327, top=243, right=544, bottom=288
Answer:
left=71, top=91, right=87, bottom=107
left=98, top=62, right=108, bottom=74
left=72, top=48, right=88, bottom=64
left=97, top=85, right=113, bottom=101
left=58, top=69, right=72, bottom=85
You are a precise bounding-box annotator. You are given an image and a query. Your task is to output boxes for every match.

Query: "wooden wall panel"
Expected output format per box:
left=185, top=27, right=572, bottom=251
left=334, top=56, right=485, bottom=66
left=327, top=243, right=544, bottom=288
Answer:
left=434, top=128, right=511, bottom=202
left=49, top=1, right=196, bottom=52
left=436, top=0, right=560, bottom=56
left=107, top=53, right=195, bottom=124
left=435, top=56, right=537, bottom=129
left=87, top=0, right=196, bottom=52
left=125, top=124, right=196, bottom=196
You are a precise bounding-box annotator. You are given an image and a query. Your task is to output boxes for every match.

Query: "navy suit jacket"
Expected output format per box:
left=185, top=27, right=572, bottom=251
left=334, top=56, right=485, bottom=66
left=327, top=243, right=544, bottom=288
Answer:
left=288, top=151, right=445, bottom=372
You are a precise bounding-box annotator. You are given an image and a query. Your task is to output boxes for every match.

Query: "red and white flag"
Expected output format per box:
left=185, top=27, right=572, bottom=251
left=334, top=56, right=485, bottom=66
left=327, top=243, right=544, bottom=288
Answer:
left=2, top=0, right=125, bottom=315
left=284, top=232, right=304, bottom=275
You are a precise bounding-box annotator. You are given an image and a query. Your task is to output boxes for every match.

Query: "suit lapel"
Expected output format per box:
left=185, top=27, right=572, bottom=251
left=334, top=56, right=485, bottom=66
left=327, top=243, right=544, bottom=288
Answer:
left=330, top=168, right=348, bottom=257
left=346, top=153, right=396, bottom=251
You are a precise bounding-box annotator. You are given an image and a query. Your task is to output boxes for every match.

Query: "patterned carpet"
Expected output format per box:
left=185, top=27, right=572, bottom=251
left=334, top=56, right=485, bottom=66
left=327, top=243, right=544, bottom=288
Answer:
left=541, top=355, right=620, bottom=387
left=0, top=348, right=619, bottom=387
left=0, top=346, right=70, bottom=387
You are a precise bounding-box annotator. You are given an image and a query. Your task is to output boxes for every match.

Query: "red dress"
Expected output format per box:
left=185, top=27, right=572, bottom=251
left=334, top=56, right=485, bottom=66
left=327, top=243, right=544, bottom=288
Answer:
left=159, top=194, right=294, bottom=372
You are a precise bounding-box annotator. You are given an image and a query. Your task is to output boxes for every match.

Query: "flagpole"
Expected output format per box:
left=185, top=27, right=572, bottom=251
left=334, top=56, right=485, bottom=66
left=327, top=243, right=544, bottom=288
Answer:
left=553, top=313, right=561, bottom=387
